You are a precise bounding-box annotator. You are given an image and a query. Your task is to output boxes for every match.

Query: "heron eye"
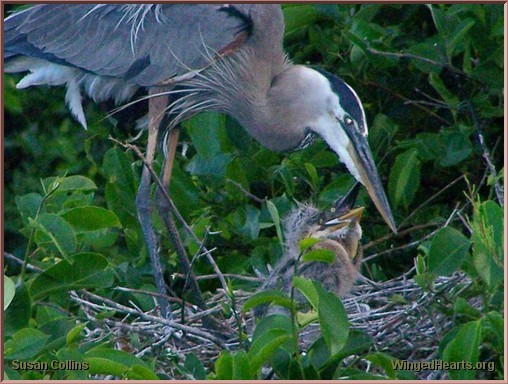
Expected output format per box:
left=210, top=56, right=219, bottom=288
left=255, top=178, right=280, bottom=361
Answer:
left=344, top=116, right=354, bottom=126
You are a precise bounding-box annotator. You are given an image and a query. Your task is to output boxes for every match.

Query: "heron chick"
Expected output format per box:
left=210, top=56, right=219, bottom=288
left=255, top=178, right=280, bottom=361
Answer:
left=256, top=184, right=363, bottom=317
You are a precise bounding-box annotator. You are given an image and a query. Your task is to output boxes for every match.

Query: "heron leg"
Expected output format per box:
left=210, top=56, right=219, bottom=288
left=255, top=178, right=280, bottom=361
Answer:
left=136, top=89, right=171, bottom=318
left=155, top=127, right=208, bottom=312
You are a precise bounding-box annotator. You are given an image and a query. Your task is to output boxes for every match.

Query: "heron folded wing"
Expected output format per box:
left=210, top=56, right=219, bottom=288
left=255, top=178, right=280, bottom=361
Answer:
left=4, top=4, right=251, bottom=86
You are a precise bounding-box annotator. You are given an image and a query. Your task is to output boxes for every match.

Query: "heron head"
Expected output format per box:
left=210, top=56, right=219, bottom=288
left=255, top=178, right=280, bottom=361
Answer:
left=301, top=67, right=397, bottom=233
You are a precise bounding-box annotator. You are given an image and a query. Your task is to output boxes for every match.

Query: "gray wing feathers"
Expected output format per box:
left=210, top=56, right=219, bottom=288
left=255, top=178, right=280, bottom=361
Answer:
left=5, top=4, right=249, bottom=86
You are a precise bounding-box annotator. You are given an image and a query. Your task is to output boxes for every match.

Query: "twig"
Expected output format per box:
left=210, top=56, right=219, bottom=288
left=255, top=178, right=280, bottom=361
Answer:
left=226, top=179, right=266, bottom=203
left=173, top=273, right=262, bottom=283
left=113, top=286, right=188, bottom=306
left=364, top=205, right=460, bottom=262
left=364, top=82, right=451, bottom=125
left=398, top=175, right=466, bottom=229
left=4, top=252, right=43, bottom=273
left=363, top=222, right=440, bottom=251
left=367, top=47, right=468, bottom=76
left=73, top=290, right=226, bottom=348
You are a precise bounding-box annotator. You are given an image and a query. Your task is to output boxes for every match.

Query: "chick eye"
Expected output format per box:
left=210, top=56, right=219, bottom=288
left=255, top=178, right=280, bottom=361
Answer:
left=344, top=116, right=354, bottom=126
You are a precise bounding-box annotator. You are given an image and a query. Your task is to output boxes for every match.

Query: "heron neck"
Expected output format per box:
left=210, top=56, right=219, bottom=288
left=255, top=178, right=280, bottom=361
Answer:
left=232, top=61, right=310, bottom=152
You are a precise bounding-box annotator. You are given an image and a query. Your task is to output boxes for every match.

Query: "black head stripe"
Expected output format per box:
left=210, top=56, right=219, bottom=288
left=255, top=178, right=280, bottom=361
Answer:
left=314, top=67, right=364, bottom=127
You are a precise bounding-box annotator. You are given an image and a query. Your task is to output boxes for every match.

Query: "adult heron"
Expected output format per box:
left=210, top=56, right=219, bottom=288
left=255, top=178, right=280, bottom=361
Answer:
left=4, top=4, right=396, bottom=317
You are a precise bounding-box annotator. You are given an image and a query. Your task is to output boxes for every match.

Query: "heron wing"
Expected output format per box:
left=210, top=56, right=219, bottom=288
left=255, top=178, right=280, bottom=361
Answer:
left=4, top=4, right=252, bottom=87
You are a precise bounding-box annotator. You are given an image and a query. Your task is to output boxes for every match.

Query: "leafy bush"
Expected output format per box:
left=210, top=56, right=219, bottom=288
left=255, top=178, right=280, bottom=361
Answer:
left=4, top=4, right=503, bottom=380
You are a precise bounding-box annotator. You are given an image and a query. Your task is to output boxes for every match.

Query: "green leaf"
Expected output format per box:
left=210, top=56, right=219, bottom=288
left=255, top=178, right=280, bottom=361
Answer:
left=30, top=253, right=114, bottom=300
left=316, top=283, right=349, bottom=356
left=448, top=18, right=475, bottom=55
left=4, top=328, right=50, bottom=360
left=168, top=162, right=201, bottom=218
left=248, top=329, right=292, bottom=376
left=61, top=206, right=121, bottom=232
left=471, top=200, right=504, bottom=287
left=366, top=352, right=397, bottom=379
left=215, top=352, right=233, bottom=379
left=103, top=147, right=139, bottom=229
left=85, top=348, right=157, bottom=379
left=56, top=347, right=88, bottom=380
left=293, top=276, right=319, bottom=310
left=453, top=297, right=481, bottom=320
left=302, top=361, right=320, bottom=380
left=413, top=133, right=443, bottom=161
left=242, top=290, right=293, bottom=313
left=283, top=5, right=322, bottom=38
left=267, top=200, right=284, bottom=247
left=32, top=213, right=77, bottom=257
left=184, top=112, right=223, bottom=159
left=85, top=357, right=129, bottom=377
left=270, top=348, right=292, bottom=379
left=443, top=320, right=482, bottom=380
left=439, top=131, right=472, bottom=167
left=252, top=314, right=294, bottom=342
left=4, top=283, right=31, bottom=336
left=288, top=358, right=304, bottom=379
left=296, top=310, right=318, bottom=328
left=429, top=72, right=459, bottom=109
left=427, top=5, right=446, bottom=37
left=406, top=42, right=446, bottom=74
left=369, top=113, right=398, bottom=149
left=234, top=352, right=254, bottom=379
left=66, top=324, right=86, bottom=345
left=484, top=311, right=503, bottom=349
left=299, top=237, right=322, bottom=251
left=42, top=175, right=97, bottom=194
left=78, top=228, right=118, bottom=249
left=388, top=148, right=421, bottom=209
left=428, top=227, right=470, bottom=276
left=186, top=153, right=232, bottom=177
left=302, top=248, right=335, bottom=263
left=126, top=365, right=160, bottom=380
left=234, top=205, right=261, bottom=240
left=39, top=318, right=75, bottom=353
left=304, top=162, right=319, bottom=189
left=4, top=276, right=15, bottom=310
left=16, top=193, right=44, bottom=224
left=331, top=329, right=374, bottom=362
left=183, top=353, right=206, bottom=380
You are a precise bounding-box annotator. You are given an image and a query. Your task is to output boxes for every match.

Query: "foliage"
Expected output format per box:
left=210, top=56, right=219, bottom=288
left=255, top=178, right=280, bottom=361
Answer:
left=4, top=3, right=504, bottom=380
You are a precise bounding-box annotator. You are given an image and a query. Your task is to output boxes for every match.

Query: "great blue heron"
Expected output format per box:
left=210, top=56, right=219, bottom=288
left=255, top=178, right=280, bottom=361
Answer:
left=4, top=4, right=396, bottom=317
left=256, top=183, right=363, bottom=317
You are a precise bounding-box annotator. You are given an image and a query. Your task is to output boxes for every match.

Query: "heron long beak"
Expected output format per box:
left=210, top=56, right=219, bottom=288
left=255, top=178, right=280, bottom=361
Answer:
left=345, top=132, right=397, bottom=233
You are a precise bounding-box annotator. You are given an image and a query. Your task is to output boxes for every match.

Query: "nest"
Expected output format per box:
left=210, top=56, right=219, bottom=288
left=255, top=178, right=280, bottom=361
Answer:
left=72, top=268, right=474, bottom=380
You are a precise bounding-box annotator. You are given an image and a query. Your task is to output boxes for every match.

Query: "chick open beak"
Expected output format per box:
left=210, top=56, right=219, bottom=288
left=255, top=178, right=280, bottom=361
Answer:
left=320, top=206, right=364, bottom=232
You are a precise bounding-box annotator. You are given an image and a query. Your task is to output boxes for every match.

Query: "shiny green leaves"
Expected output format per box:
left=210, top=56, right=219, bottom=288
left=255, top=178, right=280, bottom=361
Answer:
left=30, top=253, right=114, bottom=300
left=388, top=149, right=420, bottom=209
left=428, top=227, right=470, bottom=276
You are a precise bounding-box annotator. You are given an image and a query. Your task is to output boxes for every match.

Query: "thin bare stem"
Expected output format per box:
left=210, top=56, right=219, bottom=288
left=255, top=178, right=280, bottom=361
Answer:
left=398, top=175, right=466, bottom=229
left=226, top=179, right=266, bottom=204
left=367, top=47, right=468, bottom=76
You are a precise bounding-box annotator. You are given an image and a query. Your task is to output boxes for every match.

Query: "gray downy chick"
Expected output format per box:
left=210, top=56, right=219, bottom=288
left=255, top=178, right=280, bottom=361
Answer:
left=255, top=183, right=363, bottom=317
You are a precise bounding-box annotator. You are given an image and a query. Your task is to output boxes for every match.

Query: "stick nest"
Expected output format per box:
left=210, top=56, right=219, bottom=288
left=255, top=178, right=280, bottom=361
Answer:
left=72, top=270, right=474, bottom=379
